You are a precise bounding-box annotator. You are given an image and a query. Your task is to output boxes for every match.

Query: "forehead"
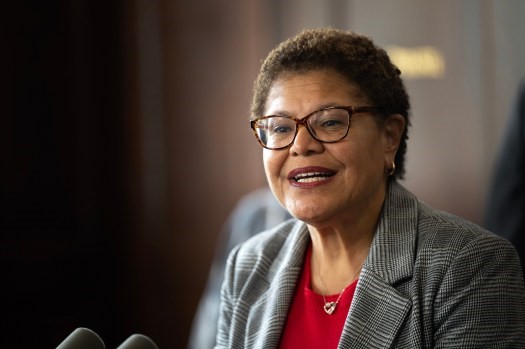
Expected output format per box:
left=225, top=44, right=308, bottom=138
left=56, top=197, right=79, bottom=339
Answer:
left=264, top=70, right=367, bottom=114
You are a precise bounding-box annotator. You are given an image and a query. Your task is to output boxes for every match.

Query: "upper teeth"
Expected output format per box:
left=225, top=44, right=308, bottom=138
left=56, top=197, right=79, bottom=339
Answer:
left=294, top=172, right=330, bottom=182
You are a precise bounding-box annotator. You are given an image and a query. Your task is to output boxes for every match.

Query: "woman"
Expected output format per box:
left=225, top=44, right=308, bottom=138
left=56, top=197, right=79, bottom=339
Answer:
left=216, top=28, right=525, bottom=348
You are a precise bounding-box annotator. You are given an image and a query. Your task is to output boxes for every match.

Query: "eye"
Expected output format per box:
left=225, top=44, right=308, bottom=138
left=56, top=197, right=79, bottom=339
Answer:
left=268, top=117, right=294, bottom=135
left=272, top=125, right=293, bottom=134
left=317, top=114, right=348, bottom=131
left=320, top=118, right=344, bottom=128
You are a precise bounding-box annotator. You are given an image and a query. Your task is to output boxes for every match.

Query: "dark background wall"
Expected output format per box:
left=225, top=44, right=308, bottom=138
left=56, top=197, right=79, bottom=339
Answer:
left=2, top=0, right=130, bottom=347
left=2, top=1, right=524, bottom=348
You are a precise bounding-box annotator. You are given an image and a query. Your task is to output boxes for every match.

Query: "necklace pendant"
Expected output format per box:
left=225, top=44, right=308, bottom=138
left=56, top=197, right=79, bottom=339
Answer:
left=324, top=301, right=337, bottom=315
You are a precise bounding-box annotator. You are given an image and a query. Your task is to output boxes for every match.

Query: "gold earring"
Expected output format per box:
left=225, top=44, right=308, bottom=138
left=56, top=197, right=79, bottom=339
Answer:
left=385, top=161, right=396, bottom=176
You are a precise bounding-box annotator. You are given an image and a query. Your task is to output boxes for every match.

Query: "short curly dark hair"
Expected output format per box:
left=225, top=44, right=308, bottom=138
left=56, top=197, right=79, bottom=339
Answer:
left=251, top=28, right=411, bottom=179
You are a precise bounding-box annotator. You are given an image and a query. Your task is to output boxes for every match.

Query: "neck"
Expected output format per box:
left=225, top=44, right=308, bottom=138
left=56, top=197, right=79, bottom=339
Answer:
left=309, top=229, right=371, bottom=295
left=308, top=196, right=382, bottom=295
left=306, top=180, right=389, bottom=295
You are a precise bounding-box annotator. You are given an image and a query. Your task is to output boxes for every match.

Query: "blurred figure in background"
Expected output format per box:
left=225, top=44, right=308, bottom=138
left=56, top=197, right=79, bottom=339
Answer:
left=187, top=187, right=290, bottom=349
left=485, top=79, right=525, bottom=277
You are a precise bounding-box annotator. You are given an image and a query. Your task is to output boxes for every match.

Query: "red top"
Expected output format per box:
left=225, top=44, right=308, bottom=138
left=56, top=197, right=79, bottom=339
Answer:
left=279, top=244, right=358, bottom=349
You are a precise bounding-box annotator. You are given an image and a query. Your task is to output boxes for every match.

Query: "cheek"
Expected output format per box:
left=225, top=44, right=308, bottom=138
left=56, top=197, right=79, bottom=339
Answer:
left=263, top=150, right=285, bottom=182
left=263, top=150, right=277, bottom=178
left=341, top=133, right=385, bottom=171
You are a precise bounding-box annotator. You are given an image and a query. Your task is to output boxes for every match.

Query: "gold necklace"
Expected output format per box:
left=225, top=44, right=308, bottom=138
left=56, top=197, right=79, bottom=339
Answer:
left=322, top=288, right=346, bottom=315
left=319, top=266, right=362, bottom=315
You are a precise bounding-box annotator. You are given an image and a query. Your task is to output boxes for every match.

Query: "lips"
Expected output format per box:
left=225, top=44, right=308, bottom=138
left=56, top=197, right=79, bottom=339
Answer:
left=287, top=166, right=336, bottom=185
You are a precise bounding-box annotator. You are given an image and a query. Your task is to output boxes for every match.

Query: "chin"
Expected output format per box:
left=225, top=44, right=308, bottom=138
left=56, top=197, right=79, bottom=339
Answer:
left=286, top=205, right=326, bottom=224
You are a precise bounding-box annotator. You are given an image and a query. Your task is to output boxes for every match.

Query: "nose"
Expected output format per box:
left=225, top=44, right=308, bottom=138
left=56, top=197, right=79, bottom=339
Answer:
left=289, top=124, right=323, bottom=155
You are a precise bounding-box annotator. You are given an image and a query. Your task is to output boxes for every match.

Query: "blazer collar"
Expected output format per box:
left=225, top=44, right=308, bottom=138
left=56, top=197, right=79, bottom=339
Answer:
left=365, top=180, right=418, bottom=284
left=340, top=180, right=418, bottom=348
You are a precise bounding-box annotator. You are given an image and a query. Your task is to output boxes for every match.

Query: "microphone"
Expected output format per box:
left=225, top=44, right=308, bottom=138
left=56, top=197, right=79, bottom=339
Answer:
left=56, top=327, right=105, bottom=349
left=116, top=334, right=159, bottom=349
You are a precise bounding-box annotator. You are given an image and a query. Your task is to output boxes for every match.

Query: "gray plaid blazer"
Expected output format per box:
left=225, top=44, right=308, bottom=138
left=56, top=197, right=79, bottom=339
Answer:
left=216, top=181, right=525, bottom=348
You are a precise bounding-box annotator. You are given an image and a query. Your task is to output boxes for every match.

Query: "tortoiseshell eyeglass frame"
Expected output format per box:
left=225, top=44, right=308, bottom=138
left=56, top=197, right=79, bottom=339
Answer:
left=250, top=106, right=379, bottom=150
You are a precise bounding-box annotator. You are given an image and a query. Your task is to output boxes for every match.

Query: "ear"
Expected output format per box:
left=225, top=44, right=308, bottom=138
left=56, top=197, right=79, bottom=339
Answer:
left=382, top=114, right=405, bottom=162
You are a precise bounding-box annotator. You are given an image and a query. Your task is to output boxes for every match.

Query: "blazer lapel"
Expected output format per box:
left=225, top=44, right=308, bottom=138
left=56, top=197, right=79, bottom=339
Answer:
left=247, top=223, right=311, bottom=349
left=339, top=181, right=418, bottom=348
left=339, top=269, right=412, bottom=348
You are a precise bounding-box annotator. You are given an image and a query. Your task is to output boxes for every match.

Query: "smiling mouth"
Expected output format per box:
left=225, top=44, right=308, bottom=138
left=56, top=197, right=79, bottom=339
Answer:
left=292, top=171, right=334, bottom=183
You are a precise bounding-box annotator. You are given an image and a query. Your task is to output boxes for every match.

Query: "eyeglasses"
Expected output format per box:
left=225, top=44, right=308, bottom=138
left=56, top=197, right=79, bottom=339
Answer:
left=250, top=106, right=379, bottom=150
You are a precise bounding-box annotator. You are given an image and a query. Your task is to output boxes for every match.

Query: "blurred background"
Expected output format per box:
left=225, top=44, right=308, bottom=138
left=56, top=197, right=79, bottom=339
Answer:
left=2, top=0, right=524, bottom=347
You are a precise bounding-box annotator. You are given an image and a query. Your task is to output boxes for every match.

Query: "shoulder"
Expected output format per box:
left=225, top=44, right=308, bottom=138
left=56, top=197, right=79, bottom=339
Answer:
left=417, top=201, right=514, bottom=254
left=232, top=218, right=300, bottom=257
left=414, top=200, right=523, bottom=289
left=223, top=218, right=309, bottom=300
left=386, top=181, right=521, bottom=276
left=226, top=219, right=307, bottom=276
left=388, top=181, right=514, bottom=254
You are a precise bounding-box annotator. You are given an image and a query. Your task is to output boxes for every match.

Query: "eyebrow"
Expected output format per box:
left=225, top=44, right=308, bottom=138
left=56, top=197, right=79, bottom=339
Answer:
left=265, top=102, right=344, bottom=117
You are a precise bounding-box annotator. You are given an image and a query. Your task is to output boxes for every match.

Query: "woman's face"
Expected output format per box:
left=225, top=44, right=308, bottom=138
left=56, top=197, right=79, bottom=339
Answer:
left=262, top=70, right=401, bottom=226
